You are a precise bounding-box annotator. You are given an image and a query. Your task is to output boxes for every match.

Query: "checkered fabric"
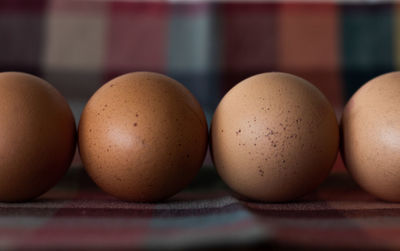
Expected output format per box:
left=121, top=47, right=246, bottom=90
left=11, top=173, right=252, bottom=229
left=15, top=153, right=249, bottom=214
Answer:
left=1, top=1, right=400, bottom=250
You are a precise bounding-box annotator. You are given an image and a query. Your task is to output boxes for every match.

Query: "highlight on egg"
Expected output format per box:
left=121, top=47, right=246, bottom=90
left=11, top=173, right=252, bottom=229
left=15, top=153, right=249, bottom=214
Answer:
left=78, top=72, right=208, bottom=202
left=341, top=71, right=400, bottom=202
left=211, top=72, right=339, bottom=202
left=0, top=72, right=76, bottom=202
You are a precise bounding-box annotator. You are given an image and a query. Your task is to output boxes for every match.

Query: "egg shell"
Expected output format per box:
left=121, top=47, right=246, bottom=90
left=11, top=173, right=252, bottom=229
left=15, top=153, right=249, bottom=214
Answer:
left=0, top=72, right=76, bottom=202
left=341, top=71, right=400, bottom=202
left=78, top=72, right=208, bottom=202
left=211, top=72, right=339, bottom=202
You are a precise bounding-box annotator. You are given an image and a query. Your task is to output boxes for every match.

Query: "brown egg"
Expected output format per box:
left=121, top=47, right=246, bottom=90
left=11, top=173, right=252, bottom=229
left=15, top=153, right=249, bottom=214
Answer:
left=78, top=72, right=208, bottom=202
left=341, top=72, right=400, bottom=202
left=211, top=72, right=339, bottom=202
left=0, top=72, right=76, bottom=202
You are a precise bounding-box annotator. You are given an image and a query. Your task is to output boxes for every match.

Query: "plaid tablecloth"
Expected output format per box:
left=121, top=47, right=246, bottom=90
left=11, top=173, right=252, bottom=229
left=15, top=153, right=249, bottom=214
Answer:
left=3, top=158, right=400, bottom=250
left=1, top=1, right=400, bottom=250
left=1, top=1, right=398, bottom=120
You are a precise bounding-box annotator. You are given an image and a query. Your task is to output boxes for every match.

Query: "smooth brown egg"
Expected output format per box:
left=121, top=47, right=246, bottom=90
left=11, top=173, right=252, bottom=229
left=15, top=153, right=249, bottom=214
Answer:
left=0, top=72, right=76, bottom=202
left=341, top=72, right=400, bottom=202
left=211, top=72, right=339, bottom=202
left=78, top=72, right=208, bottom=202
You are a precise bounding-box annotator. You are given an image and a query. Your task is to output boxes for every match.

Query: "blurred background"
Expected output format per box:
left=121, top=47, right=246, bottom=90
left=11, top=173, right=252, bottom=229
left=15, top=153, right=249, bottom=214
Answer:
left=0, top=0, right=396, bottom=125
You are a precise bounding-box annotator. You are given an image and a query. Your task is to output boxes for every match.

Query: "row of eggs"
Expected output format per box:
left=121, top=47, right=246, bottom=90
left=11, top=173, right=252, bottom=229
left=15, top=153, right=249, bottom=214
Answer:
left=0, top=71, right=397, bottom=203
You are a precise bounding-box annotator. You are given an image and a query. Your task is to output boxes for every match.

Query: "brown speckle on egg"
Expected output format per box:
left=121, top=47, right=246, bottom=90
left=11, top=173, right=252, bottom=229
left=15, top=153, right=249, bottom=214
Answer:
left=78, top=72, right=208, bottom=202
left=211, top=72, right=339, bottom=202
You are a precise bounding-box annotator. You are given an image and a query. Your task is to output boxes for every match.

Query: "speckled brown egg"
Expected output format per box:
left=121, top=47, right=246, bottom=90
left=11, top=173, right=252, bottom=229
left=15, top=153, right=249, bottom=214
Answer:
left=341, top=71, right=400, bottom=202
left=0, top=72, right=76, bottom=202
left=211, top=72, right=339, bottom=202
left=78, top=72, right=208, bottom=202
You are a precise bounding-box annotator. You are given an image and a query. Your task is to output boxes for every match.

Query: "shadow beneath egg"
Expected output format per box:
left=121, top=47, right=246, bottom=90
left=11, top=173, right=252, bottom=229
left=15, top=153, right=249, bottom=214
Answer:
left=184, top=165, right=229, bottom=191
left=35, top=164, right=381, bottom=206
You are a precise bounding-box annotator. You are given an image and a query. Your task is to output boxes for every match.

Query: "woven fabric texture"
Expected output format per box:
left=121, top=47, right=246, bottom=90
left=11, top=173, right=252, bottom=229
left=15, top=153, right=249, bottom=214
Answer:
left=0, top=1, right=399, bottom=250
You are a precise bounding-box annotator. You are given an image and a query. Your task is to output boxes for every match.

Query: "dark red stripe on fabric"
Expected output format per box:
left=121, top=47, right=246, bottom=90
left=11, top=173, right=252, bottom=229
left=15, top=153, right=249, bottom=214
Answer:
left=219, top=3, right=278, bottom=96
left=110, top=2, right=168, bottom=14
left=333, top=153, right=345, bottom=170
left=277, top=3, right=342, bottom=109
left=0, top=0, right=48, bottom=12
left=104, top=2, right=169, bottom=82
left=0, top=5, right=46, bottom=77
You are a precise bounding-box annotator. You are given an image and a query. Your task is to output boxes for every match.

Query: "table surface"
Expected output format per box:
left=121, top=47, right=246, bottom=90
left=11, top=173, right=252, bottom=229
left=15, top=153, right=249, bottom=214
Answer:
left=1, top=160, right=399, bottom=250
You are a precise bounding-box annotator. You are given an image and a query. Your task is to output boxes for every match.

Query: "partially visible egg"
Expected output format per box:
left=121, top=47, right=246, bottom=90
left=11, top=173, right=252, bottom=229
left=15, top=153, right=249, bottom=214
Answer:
left=211, top=72, right=339, bottom=202
left=78, top=72, right=208, bottom=202
left=341, top=72, right=400, bottom=202
left=0, top=72, right=76, bottom=202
